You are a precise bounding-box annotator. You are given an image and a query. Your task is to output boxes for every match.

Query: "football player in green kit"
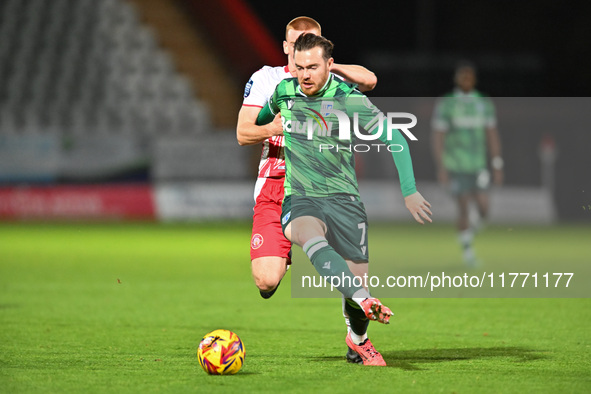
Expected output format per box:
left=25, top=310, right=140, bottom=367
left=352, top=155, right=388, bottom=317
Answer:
left=257, top=33, right=432, bottom=366
left=432, top=62, right=503, bottom=267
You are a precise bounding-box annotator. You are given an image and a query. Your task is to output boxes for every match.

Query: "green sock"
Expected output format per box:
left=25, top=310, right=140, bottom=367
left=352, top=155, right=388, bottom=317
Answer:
left=303, top=236, right=370, bottom=299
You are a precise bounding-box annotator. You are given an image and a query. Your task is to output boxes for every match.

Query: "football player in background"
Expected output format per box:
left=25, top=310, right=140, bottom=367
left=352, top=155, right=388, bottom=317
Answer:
left=432, top=62, right=503, bottom=267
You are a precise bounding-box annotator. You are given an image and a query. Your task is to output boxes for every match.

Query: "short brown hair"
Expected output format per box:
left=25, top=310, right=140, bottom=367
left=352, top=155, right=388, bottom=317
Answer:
left=294, top=33, right=334, bottom=61
left=285, top=16, right=321, bottom=39
left=455, top=60, right=477, bottom=75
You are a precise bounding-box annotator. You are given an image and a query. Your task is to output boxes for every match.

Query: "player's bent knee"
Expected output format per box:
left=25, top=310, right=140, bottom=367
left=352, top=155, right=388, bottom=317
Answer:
left=254, top=276, right=280, bottom=292
left=251, top=257, right=287, bottom=291
left=252, top=270, right=282, bottom=291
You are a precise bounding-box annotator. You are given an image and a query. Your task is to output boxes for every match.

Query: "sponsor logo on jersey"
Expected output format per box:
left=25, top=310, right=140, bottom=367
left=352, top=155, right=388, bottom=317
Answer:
left=251, top=233, right=264, bottom=249
left=306, top=108, right=418, bottom=142
left=281, top=211, right=291, bottom=225
left=244, top=79, right=253, bottom=98
left=283, top=108, right=418, bottom=142
left=452, top=116, right=488, bottom=128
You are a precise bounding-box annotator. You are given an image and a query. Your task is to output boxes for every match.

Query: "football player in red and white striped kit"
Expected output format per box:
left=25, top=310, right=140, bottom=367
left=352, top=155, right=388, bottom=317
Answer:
left=236, top=17, right=377, bottom=300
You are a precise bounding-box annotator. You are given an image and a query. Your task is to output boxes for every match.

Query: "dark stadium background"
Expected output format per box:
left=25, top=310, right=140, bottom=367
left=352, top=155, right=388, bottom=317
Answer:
left=0, top=0, right=589, bottom=221
left=243, top=0, right=591, bottom=221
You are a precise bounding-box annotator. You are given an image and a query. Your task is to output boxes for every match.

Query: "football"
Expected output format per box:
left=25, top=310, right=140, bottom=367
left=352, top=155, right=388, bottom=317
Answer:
left=197, top=329, right=245, bottom=375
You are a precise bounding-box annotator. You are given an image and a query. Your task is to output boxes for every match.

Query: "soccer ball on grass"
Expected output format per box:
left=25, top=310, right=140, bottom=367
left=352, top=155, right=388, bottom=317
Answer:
left=197, top=329, right=245, bottom=375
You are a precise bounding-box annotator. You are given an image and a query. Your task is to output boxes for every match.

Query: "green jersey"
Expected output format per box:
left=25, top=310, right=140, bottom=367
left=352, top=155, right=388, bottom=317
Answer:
left=432, top=89, right=496, bottom=173
left=257, top=75, right=417, bottom=199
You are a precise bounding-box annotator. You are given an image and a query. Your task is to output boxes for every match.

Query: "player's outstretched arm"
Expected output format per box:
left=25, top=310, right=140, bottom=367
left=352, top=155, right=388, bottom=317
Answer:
left=330, top=63, right=377, bottom=92
left=404, top=192, right=433, bottom=224
left=377, top=124, right=433, bottom=224
left=352, top=93, right=432, bottom=223
left=372, top=117, right=433, bottom=224
left=236, top=105, right=283, bottom=146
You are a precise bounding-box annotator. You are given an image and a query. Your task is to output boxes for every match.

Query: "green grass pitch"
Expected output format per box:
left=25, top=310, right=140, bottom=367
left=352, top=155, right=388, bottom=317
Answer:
left=1, top=222, right=590, bottom=393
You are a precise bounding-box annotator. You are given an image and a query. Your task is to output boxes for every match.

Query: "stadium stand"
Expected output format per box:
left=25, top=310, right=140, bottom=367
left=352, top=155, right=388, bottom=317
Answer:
left=0, top=0, right=258, bottom=185
left=127, top=0, right=242, bottom=128
left=0, top=0, right=212, bottom=137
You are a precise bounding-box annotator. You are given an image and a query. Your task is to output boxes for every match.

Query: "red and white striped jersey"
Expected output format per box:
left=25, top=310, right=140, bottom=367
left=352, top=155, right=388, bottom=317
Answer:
left=242, top=65, right=292, bottom=179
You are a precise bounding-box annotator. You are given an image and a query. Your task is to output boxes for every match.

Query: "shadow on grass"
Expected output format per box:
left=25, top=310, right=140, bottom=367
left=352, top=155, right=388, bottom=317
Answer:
left=229, top=372, right=260, bottom=376
left=313, top=347, right=546, bottom=370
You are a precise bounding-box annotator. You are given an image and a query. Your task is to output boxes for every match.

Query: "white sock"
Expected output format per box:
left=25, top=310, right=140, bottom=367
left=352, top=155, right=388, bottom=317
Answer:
left=342, top=296, right=351, bottom=332
left=349, top=331, right=368, bottom=345
left=463, top=247, right=475, bottom=259
left=458, top=229, right=474, bottom=248
left=352, top=289, right=371, bottom=306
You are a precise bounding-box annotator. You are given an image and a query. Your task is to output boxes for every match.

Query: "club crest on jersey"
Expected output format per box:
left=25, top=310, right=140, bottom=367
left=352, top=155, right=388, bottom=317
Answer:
left=251, top=233, right=264, bottom=249
left=244, top=79, right=253, bottom=98
left=321, top=101, right=333, bottom=116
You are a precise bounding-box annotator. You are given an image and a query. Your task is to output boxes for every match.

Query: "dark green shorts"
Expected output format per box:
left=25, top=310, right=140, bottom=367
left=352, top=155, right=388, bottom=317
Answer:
left=281, top=194, right=369, bottom=262
left=449, top=170, right=490, bottom=196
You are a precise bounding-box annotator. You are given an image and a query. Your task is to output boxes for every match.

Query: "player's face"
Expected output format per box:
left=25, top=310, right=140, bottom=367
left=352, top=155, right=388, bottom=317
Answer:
left=455, top=67, right=476, bottom=92
left=284, top=27, right=321, bottom=64
left=294, top=46, right=333, bottom=96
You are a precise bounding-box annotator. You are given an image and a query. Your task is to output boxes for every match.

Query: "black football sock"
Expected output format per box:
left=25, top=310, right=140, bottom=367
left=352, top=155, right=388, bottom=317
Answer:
left=344, top=298, right=369, bottom=342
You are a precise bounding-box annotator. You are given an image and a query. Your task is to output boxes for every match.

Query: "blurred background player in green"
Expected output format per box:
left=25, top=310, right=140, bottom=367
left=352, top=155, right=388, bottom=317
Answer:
left=431, top=62, right=504, bottom=267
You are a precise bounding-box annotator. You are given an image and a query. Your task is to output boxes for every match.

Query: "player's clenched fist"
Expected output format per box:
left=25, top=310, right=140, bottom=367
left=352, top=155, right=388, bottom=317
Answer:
left=269, top=112, right=283, bottom=136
